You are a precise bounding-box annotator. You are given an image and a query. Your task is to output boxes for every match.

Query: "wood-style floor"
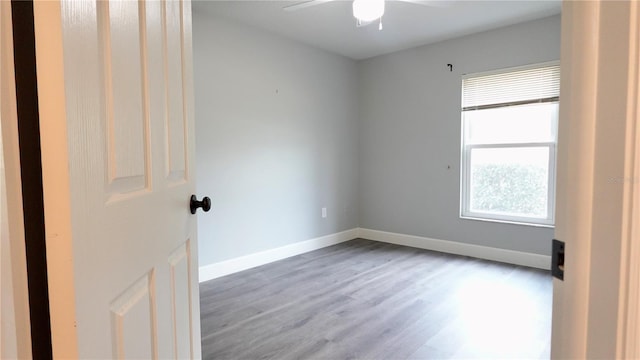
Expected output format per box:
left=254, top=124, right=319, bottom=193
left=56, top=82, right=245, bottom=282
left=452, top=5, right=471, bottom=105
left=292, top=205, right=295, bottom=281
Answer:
left=200, top=239, right=552, bottom=360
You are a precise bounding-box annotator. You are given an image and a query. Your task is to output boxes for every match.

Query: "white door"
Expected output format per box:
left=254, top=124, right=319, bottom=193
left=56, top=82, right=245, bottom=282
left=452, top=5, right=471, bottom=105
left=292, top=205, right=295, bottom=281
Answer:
left=552, top=0, right=640, bottom=358
left=34, top=0, right=202, bottom=358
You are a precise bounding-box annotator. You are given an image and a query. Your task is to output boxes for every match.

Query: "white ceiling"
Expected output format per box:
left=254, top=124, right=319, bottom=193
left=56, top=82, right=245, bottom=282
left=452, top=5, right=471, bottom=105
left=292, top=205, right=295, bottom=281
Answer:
left=192, top=0, right=561, bottom=60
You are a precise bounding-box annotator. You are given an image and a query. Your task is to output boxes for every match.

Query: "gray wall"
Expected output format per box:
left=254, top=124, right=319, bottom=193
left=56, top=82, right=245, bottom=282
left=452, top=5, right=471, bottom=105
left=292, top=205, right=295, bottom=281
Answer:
left=193, top=14, right=359, bottom=266
left=358, top=15, right=561, bottom=256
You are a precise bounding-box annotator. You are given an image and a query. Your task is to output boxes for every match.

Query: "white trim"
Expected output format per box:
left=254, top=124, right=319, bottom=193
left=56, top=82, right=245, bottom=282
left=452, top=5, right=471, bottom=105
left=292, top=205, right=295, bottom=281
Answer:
left=460, top=215, right=554, bottom=229
left=198, top=229, right=359, bottom=282
left=358, top=228, right=551, bottom=270
left=33, top=2, right=79, bottom=357
left=551, top=2, right=599, bottom=357
left=552, top=1, right=640, bottom=358
left=1, top=2, right=32, bottom=358
left=198, top=227, right=551, bottom=282
left=618, top=1, right=640, bottom=357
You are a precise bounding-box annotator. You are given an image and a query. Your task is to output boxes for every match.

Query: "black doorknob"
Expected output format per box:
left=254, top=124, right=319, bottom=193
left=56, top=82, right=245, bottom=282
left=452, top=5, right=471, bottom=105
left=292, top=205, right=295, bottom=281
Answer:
left=190, top=195, right=211, bottom=214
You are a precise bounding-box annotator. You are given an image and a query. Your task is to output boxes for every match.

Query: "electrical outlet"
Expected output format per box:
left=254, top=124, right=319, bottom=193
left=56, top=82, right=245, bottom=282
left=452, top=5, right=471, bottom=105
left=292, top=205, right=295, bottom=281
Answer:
left=322, top=207, right=327, bottom=218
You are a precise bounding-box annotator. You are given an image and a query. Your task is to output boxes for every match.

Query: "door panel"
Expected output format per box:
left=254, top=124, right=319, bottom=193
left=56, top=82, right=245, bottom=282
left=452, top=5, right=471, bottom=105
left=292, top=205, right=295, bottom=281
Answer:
left=110, top=272, right=156, bottom=359
left=34, top=0, right=200, bottom=358
left=169, top=241, right=193, bottom=359
left=164, top=0, right=187, bottom=183
left=101, top=0, right=149, bottom=196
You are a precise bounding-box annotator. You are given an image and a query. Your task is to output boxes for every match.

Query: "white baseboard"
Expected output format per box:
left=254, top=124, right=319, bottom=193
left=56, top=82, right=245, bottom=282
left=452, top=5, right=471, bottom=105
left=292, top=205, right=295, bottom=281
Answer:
left=199, top=227, right=550, bottom=283
left=198, top=228, right=359, bottom=282
left=358, top=228, right=551, bottom=270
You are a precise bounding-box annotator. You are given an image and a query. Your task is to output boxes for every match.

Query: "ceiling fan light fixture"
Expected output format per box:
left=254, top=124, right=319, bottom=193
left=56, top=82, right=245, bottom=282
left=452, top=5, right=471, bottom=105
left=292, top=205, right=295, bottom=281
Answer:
left=352, top=0, right=385, bottom=22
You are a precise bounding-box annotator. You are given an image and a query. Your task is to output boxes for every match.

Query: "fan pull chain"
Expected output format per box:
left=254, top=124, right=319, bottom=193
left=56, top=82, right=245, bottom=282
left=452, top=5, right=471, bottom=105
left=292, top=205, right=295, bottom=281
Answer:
left=379, top=18, right=383, bottom=30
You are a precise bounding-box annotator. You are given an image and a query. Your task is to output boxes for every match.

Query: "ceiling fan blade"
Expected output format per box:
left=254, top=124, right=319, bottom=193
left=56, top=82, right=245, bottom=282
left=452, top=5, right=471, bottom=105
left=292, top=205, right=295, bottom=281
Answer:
left=283, top=0, right=338, bottom=12
left=394, top=0, right=455, bottom=8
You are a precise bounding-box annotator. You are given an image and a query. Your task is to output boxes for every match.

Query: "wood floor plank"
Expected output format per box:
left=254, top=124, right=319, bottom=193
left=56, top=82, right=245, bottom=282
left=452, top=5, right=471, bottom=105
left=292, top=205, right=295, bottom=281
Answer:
left=200, top=239, right=552, bottom=359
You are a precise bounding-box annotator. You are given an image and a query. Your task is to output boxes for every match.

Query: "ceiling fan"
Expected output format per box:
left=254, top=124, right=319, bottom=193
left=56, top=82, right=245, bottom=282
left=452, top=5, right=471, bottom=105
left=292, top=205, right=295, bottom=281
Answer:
left=283, top=0, right=453, bottom=30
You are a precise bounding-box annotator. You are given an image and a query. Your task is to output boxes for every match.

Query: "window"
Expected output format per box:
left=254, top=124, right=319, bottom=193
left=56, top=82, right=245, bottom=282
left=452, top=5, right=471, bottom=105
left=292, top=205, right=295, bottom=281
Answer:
left=460, top=62, right=560, bottom=226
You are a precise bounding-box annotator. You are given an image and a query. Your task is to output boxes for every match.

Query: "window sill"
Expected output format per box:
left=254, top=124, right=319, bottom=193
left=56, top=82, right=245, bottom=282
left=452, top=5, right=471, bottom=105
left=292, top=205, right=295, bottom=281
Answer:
left=460, top=215, right=555, bottom=229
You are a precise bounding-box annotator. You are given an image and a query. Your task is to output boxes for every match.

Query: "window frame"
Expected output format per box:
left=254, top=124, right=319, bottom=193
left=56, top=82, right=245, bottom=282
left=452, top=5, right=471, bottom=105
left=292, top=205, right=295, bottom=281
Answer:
left=459, top=62, right=559, bottom=227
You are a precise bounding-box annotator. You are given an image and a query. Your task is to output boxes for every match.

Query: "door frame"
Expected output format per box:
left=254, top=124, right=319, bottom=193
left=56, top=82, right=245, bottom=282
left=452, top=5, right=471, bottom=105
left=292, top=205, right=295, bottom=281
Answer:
left=552, top=0, right=640, bottom=358
left=2, top=0, right=54, bottom=358
left=615, top=1, right=640, bottom=357
left=1, top=1, right=31, bottom=358
left=31, top=1, right=78, bottom=357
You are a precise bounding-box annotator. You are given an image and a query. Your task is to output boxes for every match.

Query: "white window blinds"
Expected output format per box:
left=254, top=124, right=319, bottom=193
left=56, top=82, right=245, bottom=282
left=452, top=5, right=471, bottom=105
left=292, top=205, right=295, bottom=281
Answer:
left=462, top=63, right=560, bottom=110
